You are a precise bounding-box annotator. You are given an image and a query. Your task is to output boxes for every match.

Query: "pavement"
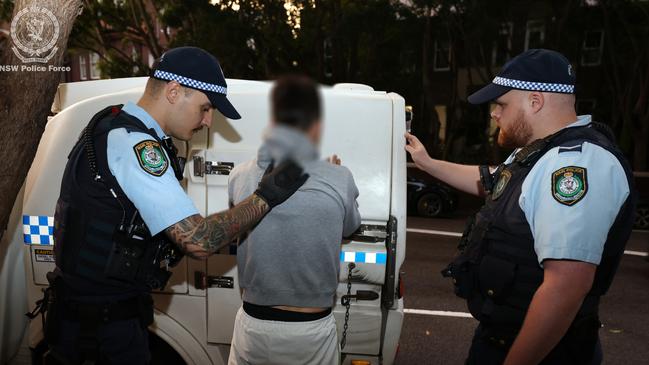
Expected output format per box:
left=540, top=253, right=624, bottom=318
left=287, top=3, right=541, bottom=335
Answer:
left=394, top=216, right=649, bottom=365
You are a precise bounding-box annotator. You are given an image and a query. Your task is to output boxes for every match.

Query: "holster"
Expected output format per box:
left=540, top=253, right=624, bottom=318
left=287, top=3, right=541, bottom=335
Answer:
left=442, top=215, right=490, bottom=300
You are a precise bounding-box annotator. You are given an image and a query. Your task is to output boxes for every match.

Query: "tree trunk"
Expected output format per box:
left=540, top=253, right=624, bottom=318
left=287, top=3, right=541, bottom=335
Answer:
left=0, top=0, right=83, bottom=234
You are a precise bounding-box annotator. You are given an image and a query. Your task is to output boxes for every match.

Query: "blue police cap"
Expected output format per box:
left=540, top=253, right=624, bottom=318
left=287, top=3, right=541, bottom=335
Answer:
left=151, top=46, right=241, bottom=119
left=468, top=49, right=575, bottom=105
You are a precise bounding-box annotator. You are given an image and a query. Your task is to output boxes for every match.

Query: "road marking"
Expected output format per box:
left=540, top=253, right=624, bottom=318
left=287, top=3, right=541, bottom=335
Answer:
left=404, top=308, right=474, bottom=318
left=407, top=228, right=649, bottom=257
left=406, top=228, right=462, bottom=237
left=624, top=250, right=649, bottom=257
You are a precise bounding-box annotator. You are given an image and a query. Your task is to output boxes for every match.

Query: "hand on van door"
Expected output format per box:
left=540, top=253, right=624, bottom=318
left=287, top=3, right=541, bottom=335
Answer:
left=326, top=154, right=341, bottom=165
left=255, top=159, right=309, bottom=209
left=404, top=132, right=433, bottom=171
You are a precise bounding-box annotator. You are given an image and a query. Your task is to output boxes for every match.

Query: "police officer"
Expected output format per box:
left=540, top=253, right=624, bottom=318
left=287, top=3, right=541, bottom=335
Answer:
left=46, top=47, right=308, bottom=364
left=405, top=49, right=636, bottom=364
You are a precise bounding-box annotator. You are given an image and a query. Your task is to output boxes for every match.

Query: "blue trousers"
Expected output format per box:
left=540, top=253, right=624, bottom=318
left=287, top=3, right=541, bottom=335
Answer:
left=51, top=318, right=150, bottom=365
left=465, top=325, right=603, bottom=365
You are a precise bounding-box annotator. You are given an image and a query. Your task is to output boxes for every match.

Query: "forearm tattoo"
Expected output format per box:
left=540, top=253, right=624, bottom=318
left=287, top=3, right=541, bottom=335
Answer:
left=165, top=194, right=269, bottom=260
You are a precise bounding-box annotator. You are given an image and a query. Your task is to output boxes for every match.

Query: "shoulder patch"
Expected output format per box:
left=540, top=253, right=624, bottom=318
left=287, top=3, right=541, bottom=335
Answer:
left=552, top=166, right=587, bottom=206
left=133, top=140, right=168, bottom=176
left=491, top=169, right=512, bottom=200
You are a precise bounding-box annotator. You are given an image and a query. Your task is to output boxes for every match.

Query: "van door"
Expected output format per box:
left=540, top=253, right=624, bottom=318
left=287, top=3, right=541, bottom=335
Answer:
left=201, top=82, right=398, bottom=355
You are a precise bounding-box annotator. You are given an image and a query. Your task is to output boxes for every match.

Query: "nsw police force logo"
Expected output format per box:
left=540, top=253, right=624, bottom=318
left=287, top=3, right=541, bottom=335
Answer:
left=134, top=140, right=168, bottom=176
left=552, top=166, right=588, bottom=206
left=10, top=6, right=60, bottom=63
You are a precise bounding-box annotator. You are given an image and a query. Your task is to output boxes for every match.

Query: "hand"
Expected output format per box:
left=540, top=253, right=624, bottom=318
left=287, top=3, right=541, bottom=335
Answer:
left=255, top=159, right=309, bottom=209
left=404, top=132, right=432, bottom=170
left=326, top=154, right=341, bottom=165
left=351, top=264, right=385, bottom=284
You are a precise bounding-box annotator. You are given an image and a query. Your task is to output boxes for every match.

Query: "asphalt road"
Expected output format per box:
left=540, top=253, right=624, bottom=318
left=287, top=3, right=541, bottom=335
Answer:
left=394, top=216, right=649, bottom=365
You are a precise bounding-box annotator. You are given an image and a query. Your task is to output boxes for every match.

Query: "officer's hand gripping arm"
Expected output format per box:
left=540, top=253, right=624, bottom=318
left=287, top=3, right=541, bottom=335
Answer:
left=164, top=159, right=308, bottom=259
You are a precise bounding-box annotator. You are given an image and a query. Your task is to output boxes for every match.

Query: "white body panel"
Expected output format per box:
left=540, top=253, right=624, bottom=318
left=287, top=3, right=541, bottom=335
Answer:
left=9, top=78, right=407, bottom=365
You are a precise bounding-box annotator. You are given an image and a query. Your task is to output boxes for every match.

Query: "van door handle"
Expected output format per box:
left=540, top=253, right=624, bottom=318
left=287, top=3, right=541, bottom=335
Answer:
left=341, top=290, right=379, bottom=306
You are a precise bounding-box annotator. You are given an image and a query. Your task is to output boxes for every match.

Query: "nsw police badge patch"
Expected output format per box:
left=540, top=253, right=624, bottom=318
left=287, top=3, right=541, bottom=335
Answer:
left=552, top=166, right=587, bottom=206
left=133, top=140, right=168, bottom=176
left=491, top=169, right=512, bottom=200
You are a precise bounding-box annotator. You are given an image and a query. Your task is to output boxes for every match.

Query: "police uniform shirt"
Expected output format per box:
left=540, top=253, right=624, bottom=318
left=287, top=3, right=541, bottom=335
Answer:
left=106, top=102, right=199, bottom=235
left=505, top=115, right=630, bottom=266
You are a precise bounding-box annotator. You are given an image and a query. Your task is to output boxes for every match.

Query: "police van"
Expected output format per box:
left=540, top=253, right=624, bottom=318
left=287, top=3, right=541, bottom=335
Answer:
left=9, top=77, right=407, bottom=364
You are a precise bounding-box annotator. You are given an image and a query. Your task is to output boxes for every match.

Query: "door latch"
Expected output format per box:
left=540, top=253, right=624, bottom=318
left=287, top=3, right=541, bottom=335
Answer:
left=193, top=156, right=234, bottom=177
left=195, top=271, right=235, bottom=289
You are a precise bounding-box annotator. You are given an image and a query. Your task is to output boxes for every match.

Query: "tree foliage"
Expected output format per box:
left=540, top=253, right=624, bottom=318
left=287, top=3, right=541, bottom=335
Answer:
left=3, top=0, right=648, bottom=168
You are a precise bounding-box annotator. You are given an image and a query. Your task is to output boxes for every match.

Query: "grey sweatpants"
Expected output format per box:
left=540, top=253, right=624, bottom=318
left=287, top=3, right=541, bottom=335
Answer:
left=228, top=307, right=340, bottom=365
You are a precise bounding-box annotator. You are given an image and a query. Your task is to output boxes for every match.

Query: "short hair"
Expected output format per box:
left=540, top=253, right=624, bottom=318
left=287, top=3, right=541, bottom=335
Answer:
left=145, top=77, right=194, bottom=98
left=271, top=74, right=321, bottom=131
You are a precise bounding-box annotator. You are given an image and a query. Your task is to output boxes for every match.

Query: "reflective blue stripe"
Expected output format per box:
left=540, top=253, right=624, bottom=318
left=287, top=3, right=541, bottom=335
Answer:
left=23, top=215, right=55, bottom=245
left=355, top=252, right=366, bottom=263
left=340, top=251, right=387, bottom=265
left=376, top=253, right=387, bottom=264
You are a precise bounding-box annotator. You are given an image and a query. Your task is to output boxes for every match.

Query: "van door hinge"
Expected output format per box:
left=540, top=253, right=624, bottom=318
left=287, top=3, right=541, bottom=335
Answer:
left=193, top=156, right=233, bottom=177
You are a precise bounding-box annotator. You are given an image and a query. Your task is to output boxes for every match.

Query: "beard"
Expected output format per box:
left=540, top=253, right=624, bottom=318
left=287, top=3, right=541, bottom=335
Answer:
left=497, top=110, right=533, bottom=149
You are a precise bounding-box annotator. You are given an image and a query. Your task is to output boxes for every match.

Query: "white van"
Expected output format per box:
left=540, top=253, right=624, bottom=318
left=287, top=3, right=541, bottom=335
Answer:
left=10, top=77, right=407, bottom=365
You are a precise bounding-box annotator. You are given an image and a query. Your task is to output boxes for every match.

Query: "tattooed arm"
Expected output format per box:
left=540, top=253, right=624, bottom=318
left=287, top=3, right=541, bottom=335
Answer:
left=165, top=194, right=268, bottom=260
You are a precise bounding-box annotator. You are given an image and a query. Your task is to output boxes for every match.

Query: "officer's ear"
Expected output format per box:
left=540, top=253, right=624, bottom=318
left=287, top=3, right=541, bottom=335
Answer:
left=528, top=92, right=544, bottom=113
left=165, top=81, right=182, bottom=105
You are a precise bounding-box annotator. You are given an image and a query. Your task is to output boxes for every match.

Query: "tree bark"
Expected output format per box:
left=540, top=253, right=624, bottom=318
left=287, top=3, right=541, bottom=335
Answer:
left=0, top=0, right=83, bottom=233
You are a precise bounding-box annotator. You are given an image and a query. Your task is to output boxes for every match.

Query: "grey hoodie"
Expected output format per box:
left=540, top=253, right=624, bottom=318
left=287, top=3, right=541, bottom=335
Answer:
left=228, top=125, right=361, bottom=308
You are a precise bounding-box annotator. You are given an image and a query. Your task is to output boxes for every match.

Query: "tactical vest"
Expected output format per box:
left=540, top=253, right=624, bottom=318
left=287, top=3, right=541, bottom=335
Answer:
left=53, top=105, right=183, bottom=298
left=445, top=123, right=636, bottom=347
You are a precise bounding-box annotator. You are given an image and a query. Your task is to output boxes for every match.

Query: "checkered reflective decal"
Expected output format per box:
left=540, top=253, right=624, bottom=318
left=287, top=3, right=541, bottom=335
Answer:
left=340, top=251, right=387, bottom=265
left=153, top=70, right=227, bottom=94
left=493, top=76, right=574, bottom=93
left=23, top=215, right=54, bottom=245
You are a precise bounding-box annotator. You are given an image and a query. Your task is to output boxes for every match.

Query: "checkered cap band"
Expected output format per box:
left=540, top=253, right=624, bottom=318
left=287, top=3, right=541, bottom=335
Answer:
left=23, top=215, right=54, bottom=245
left=493, top=76, right=574, bottom=93
left=153, top=70, right=227, bottom=95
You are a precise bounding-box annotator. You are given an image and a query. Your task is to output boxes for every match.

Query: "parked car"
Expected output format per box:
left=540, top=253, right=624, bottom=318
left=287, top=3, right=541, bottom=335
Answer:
left=407, top=176, right=458, bottom=217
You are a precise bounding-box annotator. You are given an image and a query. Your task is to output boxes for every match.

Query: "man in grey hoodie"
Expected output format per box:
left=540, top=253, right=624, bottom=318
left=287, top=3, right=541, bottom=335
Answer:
left=227, top=75, right=361, bottom=365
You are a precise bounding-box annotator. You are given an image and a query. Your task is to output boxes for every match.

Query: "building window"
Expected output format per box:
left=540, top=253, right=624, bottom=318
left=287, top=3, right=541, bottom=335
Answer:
left=525, top=20, right=545, bottom=50
left=90, top=53, right=101, bottom=79
left=492, top=22, right=513, bottom=66
left=576, top=99, right=597, bottom=115
left=434, top=39, right=451, bottom=71
left=581, top=30, right=604, bottom=66
left=323, top=38, right=333, bottom=78
left=148, top=52, right=155, bottom=67
left=79, top=55, right=87, bottom=80
left=435, top=105, right=447, bottom=142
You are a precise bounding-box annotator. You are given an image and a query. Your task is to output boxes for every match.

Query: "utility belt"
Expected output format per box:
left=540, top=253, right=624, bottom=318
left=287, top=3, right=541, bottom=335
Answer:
left=60, top=295, right=152, bottom=325
left=243, top=301, right=332, bottom=322
left=27, top=272, right=154, bottom=347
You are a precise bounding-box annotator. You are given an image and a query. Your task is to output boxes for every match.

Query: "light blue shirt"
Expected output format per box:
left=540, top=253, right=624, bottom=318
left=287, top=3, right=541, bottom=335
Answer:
left=510, top=115, right=630, bottom=266
left=106, top=102, right=198, bottom=235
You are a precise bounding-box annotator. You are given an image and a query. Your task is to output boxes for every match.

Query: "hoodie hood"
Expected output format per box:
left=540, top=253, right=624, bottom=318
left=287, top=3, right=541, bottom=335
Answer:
left=257, top=125, right=319, bottom=168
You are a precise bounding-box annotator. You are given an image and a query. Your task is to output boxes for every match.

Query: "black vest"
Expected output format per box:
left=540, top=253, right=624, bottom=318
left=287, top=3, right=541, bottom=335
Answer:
left=53, top=105, right=181, bottom=298
left=446, top=123, right=636, bottom=343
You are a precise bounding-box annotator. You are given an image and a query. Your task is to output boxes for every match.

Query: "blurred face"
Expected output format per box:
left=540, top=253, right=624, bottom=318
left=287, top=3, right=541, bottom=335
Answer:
left=490, top=91, right=533, bottom=148
left=167, top=86, right=213, bottom=141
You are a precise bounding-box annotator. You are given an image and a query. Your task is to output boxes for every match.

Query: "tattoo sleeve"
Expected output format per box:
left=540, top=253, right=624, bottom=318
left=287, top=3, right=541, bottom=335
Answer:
left=165, top=194, right=269, bottom=260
